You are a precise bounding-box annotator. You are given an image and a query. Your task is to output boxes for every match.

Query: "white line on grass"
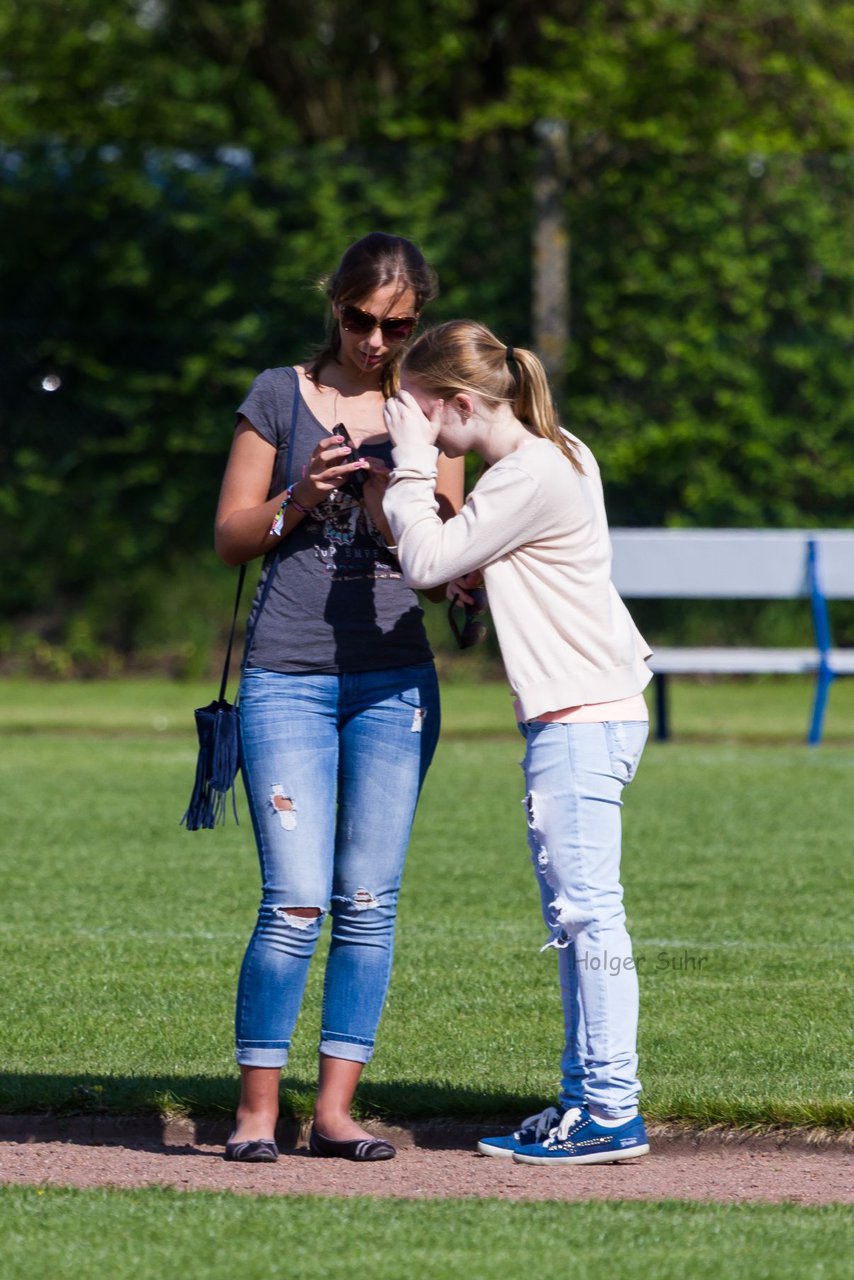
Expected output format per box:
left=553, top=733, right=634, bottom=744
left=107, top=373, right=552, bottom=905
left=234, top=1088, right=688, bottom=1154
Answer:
left=0, top=926, right=850, bottom=952
left=0, top=924, right=243, bottom=942
left=637, top=937, right=853, bottom=953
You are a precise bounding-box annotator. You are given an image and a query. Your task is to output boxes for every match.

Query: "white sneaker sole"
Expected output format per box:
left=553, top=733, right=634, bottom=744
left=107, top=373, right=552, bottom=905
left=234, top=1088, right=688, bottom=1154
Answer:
left=513, top=1142, right=650, bottom=1166
left=477, top=1140, right=519, bottom=1158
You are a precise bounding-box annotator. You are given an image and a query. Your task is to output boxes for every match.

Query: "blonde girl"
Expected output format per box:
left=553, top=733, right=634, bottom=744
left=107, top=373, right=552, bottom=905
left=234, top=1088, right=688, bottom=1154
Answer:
left=382, top=320, right=653, bottom=1165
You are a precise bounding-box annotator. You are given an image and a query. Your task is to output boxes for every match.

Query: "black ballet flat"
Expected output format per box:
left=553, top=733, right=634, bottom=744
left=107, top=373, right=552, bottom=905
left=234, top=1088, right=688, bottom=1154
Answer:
left=223, top=1137, right=279, bottom=1163
left=308, top=1126, right=396, bottom=1162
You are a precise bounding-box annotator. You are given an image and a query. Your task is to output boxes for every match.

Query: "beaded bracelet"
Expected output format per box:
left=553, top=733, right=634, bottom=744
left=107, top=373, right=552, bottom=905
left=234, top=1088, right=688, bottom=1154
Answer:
left=269, top=484, right=311, bottom=537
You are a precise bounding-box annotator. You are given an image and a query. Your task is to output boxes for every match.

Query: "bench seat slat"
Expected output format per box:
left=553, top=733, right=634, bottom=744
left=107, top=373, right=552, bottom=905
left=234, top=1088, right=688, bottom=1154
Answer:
left=649, top=648, right=854, bottom=675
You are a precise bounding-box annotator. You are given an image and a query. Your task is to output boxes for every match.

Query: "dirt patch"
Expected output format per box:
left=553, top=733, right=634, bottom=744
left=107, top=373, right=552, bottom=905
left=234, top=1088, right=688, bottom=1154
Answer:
left=0, top=1117, right=851, bottom=1204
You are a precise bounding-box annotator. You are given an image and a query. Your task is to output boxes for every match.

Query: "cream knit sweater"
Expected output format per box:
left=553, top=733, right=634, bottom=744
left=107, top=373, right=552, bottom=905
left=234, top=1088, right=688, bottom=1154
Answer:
left=384, top=436, right=652, bottom=721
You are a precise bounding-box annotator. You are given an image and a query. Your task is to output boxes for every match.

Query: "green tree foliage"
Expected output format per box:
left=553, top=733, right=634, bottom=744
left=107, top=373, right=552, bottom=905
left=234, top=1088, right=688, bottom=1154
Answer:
left=1, top=1, right=852, bottom=669
left=466, top=0, right=854, bottom=154
left=5, top=3, right=853, bottom=151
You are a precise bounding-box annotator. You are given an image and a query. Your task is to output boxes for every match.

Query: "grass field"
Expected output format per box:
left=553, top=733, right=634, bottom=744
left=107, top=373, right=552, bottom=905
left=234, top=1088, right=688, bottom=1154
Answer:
left=0, top=1188, right=851, bottom=1280
left=0, top=676, right=852, bottom=1129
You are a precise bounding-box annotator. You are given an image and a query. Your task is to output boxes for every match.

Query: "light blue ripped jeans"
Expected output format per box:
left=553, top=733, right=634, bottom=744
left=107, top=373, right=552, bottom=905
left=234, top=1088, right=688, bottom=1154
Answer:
left=520, top=719, right=648, bottom=1119
left=235, top=662, right=440, bottom=1068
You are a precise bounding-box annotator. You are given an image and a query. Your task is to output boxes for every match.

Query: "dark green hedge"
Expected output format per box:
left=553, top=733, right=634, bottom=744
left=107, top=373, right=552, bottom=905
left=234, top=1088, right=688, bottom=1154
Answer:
left=1, top=141, right=852, bottom=671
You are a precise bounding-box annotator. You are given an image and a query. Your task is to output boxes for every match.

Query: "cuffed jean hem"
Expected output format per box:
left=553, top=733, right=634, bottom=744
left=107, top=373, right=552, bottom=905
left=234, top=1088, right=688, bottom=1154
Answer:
left=589, top=1106, right=640, bottom=1121
left=319, top=1037, right=374, bottom=1064
left=235, top=1047, right=289, bottom=1068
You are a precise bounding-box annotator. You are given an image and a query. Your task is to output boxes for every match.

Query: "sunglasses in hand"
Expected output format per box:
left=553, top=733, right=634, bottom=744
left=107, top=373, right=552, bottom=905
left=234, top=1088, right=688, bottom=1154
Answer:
left=339, top=304, right=418, bottom=343
left=448, top=586, right=488, bottom=650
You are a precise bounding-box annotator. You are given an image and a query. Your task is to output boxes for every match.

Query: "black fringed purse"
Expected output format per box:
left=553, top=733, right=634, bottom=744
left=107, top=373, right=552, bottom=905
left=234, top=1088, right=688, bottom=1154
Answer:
left=181, top=564, right=246, bottom=830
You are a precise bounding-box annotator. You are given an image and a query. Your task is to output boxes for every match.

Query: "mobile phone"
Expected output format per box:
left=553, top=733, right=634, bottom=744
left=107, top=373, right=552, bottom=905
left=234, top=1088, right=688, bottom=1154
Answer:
left=334, top=423, right=369, bottom=499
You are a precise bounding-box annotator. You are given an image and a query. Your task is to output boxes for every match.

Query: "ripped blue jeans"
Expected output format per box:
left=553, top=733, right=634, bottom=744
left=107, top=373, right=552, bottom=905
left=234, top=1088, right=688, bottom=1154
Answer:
left=235, top=663, right=440, bottom=1068
left=521, top=719, right=648, bottom=1119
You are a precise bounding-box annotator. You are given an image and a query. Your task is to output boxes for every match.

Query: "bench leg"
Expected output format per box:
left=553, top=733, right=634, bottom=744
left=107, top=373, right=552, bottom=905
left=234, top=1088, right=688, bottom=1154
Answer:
left=807, top=665, right=835, bottom=747
left=654, top=673, right=670, bottom=742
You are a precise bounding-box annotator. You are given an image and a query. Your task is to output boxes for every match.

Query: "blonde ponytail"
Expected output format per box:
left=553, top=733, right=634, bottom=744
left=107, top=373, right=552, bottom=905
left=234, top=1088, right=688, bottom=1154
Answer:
left=508, top=346, right=581, bottom=471
left=402, top=321, right=582, bottom=472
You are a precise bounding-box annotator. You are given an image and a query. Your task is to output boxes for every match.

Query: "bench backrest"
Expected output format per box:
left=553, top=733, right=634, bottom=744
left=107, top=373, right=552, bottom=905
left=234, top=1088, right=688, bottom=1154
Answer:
left=609, top=529, right=854, bottom=600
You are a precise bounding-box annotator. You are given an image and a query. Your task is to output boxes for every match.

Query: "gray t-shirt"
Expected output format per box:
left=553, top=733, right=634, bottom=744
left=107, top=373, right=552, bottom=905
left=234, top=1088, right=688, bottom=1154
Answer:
left=238, top=366, right=433, bottom=674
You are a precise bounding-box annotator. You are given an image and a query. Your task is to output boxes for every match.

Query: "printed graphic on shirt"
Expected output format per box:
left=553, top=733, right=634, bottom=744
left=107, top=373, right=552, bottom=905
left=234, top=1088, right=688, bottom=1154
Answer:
left=310, top=489, right=401, bottom=581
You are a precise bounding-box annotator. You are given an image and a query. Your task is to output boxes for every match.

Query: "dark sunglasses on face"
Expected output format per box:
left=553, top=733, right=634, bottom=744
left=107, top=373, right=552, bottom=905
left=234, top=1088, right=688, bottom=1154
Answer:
left=339, top=304, right=418, bottom=342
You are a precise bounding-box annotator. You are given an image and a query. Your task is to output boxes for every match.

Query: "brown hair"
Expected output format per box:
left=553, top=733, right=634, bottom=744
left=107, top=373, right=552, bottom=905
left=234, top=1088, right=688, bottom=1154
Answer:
left=308, top=232, right=438, bottom=397
left=402, top=320, right=582, bottom=471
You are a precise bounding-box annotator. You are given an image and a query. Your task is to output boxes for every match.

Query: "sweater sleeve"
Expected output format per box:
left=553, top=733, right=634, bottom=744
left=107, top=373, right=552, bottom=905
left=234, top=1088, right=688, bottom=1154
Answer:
left=383, top=443, right=547, bottom=589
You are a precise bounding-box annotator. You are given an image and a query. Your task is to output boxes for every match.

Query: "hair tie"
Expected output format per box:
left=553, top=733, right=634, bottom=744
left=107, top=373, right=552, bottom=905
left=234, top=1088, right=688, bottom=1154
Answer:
left=506, top=345, right=515, bottom=365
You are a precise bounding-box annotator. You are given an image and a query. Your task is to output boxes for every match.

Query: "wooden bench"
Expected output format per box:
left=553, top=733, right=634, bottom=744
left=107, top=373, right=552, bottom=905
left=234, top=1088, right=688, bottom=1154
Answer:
left=609, top=529, right=854, bottom=745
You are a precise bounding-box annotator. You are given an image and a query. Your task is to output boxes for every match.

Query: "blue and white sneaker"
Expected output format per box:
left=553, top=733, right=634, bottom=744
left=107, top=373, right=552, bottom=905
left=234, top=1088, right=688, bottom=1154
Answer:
left=477, top=1106, right=564, bottom=1158
left=512, top=1106, right=649, bottom=1165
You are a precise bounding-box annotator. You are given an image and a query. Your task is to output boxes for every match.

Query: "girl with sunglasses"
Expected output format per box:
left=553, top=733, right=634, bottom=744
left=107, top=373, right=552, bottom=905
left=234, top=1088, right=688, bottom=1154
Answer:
left=382, top=320, right=653, bottom=1166
left=214, top=234, right=463, bottom=1164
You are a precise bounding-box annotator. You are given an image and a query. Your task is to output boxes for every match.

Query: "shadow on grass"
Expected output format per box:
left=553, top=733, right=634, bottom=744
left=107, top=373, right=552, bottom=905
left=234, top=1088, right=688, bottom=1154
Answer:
left=0, top=1072, right=539, bottom=1128
left=4, top=1074, right=850, bottom=1141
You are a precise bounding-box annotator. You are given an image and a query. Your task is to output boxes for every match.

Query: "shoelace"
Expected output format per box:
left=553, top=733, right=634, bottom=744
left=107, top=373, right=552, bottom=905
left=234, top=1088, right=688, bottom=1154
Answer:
left=545, top=1106, right=585, bottom=1147
left=518, top=1105, right=563, bottom=1142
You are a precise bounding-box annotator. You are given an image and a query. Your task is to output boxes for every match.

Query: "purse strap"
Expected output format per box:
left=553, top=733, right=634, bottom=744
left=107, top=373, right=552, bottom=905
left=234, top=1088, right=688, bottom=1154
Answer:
left=218, top=563, right=247, bottom=704
left=228, top=367, right=302, bottom=695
